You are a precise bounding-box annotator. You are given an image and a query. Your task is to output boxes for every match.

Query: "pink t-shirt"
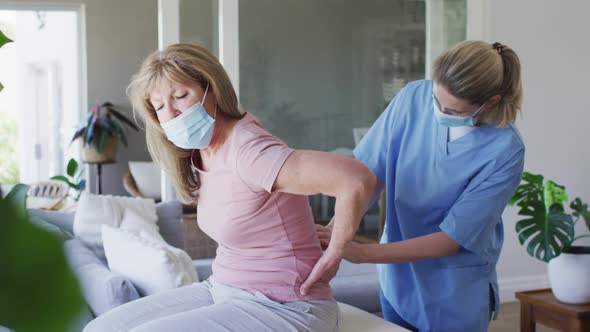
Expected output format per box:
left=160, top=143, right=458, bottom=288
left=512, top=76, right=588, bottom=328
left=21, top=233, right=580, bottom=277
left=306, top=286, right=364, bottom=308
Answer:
left=194, top=113, right=332, bottom=302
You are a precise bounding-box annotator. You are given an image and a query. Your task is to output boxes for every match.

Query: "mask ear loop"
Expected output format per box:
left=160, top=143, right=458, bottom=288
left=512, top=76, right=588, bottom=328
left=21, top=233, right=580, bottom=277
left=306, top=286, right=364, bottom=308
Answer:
left=472, top=102, right=487, bottom=118
left=202, top=83, right=217, bottom=119
left=202, top=84, right=209, bottom=103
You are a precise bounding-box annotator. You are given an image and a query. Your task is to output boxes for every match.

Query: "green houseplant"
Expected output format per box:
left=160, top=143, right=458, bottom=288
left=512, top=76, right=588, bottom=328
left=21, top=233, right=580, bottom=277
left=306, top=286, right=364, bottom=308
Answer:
left=1, top=185, right=86, bottom=332
left=0, top=29, right=12, bottom=92
left=509, top=171, right=590, bottom=304
left=50, top=158, right=86, bottom=201
left=71, top=101, right=139, bottom=163
left=0, top=29, right=85, bottom=332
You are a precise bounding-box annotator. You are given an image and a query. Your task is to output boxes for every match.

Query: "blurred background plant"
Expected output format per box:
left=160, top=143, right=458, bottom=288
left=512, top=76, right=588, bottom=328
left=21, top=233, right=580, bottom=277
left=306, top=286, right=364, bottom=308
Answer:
left=50, top=158, right=86, bottom=201
left=71, top=101, right=139, bottom=153
left=0, top=29, right=86, bottom=332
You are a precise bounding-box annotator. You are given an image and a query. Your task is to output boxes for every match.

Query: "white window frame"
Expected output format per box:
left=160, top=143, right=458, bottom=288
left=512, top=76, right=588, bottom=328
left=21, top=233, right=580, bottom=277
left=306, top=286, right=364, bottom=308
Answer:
left=0, top=1, right=88, bottom=186
left=425, top=0, right=490, bottom=78
left=158, top=0, right=239, bottom=202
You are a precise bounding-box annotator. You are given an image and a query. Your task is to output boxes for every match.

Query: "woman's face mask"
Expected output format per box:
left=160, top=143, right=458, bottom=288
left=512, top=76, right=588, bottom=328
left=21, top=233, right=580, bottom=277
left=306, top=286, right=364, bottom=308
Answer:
left=151, top=82, right=216, bottom=149
left=433, top=95, right=486, bottom=127
left=432, top=84, right=486, bottom=127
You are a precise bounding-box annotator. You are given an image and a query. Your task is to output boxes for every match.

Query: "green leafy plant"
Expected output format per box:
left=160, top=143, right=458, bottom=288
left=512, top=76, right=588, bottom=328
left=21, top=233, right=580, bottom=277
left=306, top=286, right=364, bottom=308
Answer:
left=50, top=158, right=86, bottom=200
left=509, top=171, right=590, bottom=263
left=1, top=30, right=85, bottom=331
left=0, top=185, right=85, bottom=332
left=0, top=29, right=13, bottom=93
left=71, top=101, right=139, bottom=153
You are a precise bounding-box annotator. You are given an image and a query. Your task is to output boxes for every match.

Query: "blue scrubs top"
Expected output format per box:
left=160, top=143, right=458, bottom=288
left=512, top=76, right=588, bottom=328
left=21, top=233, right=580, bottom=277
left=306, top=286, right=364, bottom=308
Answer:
left=354, top=80, right=525, bottom=332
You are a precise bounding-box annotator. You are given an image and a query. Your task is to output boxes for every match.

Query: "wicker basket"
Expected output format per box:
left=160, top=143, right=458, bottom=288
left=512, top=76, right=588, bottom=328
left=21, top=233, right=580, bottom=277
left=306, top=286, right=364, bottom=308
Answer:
left=82, top=136, right=118, bottom=163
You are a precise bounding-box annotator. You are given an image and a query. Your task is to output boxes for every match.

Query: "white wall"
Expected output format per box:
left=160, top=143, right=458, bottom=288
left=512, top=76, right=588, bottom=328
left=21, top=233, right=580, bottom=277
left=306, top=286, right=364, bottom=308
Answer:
left=3, top=0, right=158, bottom=195
left=482, top=0, right=590, bottom=302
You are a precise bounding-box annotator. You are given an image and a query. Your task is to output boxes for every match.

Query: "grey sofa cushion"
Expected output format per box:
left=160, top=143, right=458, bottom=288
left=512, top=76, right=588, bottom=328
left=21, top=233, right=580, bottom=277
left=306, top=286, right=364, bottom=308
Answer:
left=193, top=258, right=214, bottom=281
left=330, top=261, right=381, bottom=315
left=154, top=200, right=184, bottom=249
left=28, top=213, right=73, bottom=241
left=190, top=258, right=382, bottom=315
left=28, top=208, right=75, bottom=235
left=64, top=238, right=140, bottom=316
left=27, top=200, right=184, bottom=249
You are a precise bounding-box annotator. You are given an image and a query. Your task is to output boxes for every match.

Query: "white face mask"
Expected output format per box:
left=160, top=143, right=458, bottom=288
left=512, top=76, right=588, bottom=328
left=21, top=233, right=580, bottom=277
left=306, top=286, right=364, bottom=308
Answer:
left=161, top=84, right=216, bottom=149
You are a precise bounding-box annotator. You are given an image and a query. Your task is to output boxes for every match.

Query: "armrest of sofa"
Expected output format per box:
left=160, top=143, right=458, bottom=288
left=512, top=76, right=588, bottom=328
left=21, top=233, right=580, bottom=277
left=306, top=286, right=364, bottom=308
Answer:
left=64, top=238, right=140, bottom=316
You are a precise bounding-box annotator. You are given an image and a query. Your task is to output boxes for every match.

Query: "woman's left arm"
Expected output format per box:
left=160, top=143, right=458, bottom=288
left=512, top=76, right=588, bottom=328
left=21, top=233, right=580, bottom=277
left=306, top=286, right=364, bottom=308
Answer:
left=272, top=150, right=377, bottom=295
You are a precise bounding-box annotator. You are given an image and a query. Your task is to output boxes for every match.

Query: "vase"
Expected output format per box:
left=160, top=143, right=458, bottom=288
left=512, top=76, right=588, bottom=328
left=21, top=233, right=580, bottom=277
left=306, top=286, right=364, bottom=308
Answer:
left=547, top=246, right=590, bottom=304
left=82, top=136, right=118, bottom=163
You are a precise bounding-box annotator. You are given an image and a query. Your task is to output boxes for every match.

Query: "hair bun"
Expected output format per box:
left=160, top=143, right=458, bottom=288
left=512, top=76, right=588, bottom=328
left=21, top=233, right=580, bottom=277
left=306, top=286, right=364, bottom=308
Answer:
left=492, top=42, right=504, bottom=54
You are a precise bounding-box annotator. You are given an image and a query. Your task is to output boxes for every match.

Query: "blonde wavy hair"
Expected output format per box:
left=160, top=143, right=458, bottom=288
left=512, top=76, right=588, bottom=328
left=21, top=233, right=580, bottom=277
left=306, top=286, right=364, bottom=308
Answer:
left=127, top=43, right=242, bottom=204
left=433, top=40, right=522, bottom=127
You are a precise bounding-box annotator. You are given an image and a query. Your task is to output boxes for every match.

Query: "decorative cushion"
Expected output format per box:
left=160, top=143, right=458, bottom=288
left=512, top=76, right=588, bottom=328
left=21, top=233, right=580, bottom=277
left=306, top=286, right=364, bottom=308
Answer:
left=28, top=200, right=184, bottom=250
left=153, top=200, right=184, bottom=249
left=64, top=238, right=140, bottom=316
left=73, top=192, right=158, bottom=259
left=120, top=208, right=163, bottom=242
left=128, top=161, right=162, bottom=201
left=102, top=225, right=198, bottom=296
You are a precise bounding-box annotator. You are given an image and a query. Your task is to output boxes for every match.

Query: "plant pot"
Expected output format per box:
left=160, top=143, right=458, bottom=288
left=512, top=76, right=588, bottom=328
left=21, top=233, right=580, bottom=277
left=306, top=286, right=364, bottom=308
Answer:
left=82, top=136, right=118, bottom=163
left=547, top=246, right=590, bottom=304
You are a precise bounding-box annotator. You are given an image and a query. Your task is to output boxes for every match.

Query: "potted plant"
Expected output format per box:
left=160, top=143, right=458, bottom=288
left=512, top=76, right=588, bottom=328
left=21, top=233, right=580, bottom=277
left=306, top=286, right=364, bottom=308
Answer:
left=50, top=158, right=86, bottom=201
left=71, top=101, right=139, bottom=163
left=0, top=30, right=85, bottom=332
left=509, top=171, right=590, bottom=304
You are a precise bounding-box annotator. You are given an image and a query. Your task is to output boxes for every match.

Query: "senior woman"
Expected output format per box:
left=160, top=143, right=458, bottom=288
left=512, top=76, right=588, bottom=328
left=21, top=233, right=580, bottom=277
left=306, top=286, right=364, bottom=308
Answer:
left=84, top=43, right=376, bottom=332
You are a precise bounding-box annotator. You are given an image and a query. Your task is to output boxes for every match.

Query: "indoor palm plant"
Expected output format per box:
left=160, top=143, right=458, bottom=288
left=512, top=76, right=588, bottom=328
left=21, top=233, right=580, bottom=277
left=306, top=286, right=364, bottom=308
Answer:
left=71, top=101, right=139, bottom=163
left=509, top=171, right=590, bottom=304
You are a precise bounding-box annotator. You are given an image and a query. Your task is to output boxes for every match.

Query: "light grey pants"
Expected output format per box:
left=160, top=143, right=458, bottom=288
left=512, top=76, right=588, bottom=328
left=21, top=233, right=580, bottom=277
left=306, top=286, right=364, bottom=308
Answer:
left=84, top=278, right=339, bottom=332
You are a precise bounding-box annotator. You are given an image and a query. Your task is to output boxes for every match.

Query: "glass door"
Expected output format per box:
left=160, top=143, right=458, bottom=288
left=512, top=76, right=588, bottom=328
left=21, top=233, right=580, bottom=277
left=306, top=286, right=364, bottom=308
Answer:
left=159, top=0, right=467, bottom=238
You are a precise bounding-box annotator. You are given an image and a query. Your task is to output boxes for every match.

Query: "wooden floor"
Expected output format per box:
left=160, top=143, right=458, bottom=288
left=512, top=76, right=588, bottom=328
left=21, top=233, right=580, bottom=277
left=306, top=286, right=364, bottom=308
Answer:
left=489, top=302, right=556, bottom=332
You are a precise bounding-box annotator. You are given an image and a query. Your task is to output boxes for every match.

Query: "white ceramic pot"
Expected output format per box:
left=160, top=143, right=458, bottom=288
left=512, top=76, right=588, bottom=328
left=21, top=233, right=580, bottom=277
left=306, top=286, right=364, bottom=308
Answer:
left=547, top=246, right=590, bottom=304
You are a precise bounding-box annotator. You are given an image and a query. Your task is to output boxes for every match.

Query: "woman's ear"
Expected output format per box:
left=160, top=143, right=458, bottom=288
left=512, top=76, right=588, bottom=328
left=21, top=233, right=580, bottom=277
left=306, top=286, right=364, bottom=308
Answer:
left=487, top=94, right=502, bottom=106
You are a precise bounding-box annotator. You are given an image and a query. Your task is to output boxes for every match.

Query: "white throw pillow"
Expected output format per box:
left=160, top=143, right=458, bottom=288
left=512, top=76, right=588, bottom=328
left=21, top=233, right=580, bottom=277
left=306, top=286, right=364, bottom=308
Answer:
left=119, top=208, right=163, bottom=242
left=74, top=192, right=158, bottom=258
left=128, top=161, right=162, bottom=201
left=102, top=225, right=198, bottom=296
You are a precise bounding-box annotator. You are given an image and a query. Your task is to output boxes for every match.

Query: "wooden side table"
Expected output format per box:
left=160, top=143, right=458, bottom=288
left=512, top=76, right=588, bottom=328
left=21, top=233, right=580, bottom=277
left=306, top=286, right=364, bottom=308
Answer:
left=516, top=289, right=590, bottom=332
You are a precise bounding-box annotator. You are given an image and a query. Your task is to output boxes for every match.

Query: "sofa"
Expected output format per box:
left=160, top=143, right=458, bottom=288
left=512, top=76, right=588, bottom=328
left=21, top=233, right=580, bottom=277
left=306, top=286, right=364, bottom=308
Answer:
left=20, top=201, right=403, bottom=332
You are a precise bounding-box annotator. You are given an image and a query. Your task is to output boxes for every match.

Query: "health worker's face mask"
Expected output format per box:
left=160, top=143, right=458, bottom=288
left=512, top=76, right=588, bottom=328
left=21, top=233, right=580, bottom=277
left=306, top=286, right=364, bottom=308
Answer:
left=433, top=94, right=486, bottom=127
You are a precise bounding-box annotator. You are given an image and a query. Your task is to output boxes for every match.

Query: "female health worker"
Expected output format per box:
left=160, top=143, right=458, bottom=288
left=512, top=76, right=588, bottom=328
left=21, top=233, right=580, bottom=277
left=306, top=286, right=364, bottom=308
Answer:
left=309, top=40, right=525, bottom=331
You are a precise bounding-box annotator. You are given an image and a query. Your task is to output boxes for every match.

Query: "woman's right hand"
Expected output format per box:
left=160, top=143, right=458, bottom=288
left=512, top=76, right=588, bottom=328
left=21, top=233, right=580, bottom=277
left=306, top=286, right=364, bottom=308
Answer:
left=316, top=223, right=333, bottom=250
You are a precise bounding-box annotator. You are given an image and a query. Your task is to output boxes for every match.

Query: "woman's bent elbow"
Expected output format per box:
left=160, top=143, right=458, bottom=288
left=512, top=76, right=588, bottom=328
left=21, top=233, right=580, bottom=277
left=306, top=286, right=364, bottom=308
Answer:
left=352, top=164, right=377, bottom=200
